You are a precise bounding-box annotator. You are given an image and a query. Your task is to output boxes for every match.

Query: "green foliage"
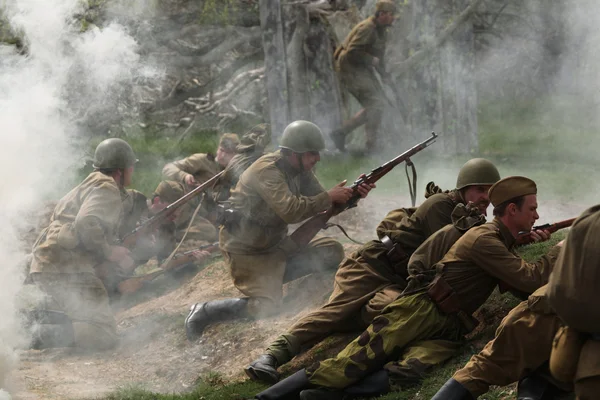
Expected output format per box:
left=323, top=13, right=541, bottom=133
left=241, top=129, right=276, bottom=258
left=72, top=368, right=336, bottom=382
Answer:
left=199, top=0, right=239, bottom=26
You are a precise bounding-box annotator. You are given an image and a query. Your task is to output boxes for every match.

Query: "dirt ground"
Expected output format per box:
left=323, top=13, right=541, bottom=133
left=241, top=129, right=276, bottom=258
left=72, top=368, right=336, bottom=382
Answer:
left=10, top=195, right=583, bottom=400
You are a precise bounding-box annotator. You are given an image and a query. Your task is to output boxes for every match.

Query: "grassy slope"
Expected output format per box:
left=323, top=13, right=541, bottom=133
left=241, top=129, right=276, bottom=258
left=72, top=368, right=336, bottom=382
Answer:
left=98, top=235, right=564, bottom=400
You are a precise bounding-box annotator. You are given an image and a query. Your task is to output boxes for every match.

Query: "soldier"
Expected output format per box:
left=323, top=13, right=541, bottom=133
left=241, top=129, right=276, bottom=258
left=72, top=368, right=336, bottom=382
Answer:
left=27, top=138, right=138, bottom=350
left=330, top=0, right=397, bottom=152
left=245, top=158, right=500, bottom=384
left=162, top=133, right=240, bottom=190
left=163, top=133, right=240, bottom=235
left=254, top=176, right=561, bottom=400
left=184, top=120, right=374, bottom=341
left=214, top=123, right=271, bottom=205
left=431, top=205, right=599, bottom=400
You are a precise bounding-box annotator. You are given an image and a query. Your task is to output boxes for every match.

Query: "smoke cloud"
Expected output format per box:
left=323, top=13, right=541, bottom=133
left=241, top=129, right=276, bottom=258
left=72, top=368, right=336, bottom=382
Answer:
left=0, top=0, right=156, bottom=395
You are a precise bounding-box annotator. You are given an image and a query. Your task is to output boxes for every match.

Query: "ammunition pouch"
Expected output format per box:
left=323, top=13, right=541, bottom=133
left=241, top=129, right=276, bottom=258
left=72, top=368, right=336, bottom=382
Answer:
left=427, top=275, right=478, bottom=334
left=427, top=275, right=461, bottom=314
left=215, top=203, right=239, bottom=228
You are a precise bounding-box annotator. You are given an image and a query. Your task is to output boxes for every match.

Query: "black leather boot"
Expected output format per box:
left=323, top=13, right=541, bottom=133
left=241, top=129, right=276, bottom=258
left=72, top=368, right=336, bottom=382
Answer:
left=245, top=354, right=280, bottom=384
left=26, top=309, right=75, bottom=349
left=431, top=378, right=474, bottom=400
left=300, top=369, right=390, bottom=400
left=184, top=298, right=249, bottom=341
left=255, top=369, right=309, bottom=400
left=518, top=375, right=554, bottom=400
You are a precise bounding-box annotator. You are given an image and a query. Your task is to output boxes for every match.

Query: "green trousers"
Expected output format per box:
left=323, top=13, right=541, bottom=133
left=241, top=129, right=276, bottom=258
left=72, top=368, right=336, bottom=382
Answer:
left=306, top=293, right=463, bottom=389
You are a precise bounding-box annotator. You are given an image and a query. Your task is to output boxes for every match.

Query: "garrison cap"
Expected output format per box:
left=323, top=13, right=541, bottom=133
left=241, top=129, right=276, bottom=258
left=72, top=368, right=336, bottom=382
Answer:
left=376, top=0, right=397, bottom=13
left=219, top=133, right=240, bottom=153
left=489, top=176, right=537, bottom=207
left=154, top=180, right=185, bottom=204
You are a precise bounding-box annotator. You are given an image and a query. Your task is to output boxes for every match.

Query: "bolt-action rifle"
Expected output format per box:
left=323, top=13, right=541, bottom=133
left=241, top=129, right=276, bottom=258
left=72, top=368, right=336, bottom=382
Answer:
left=117, top=242, right=220, bottom=294
left=516, top=218, right=576, bottom=246
left=290, top=132, right=438, bottom=248
left=119, top=171, right=224, bottom=248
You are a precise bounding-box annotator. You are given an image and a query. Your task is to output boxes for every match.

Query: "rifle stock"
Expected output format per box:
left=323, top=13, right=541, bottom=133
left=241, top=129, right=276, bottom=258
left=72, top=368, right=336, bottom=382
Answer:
left=120, top=171, right=224, bottom=248
left=117, top=242, right=220, bottom=294
left=290, top=132, right=438, bottom=248
left=516, top=217, right=576, bottom=246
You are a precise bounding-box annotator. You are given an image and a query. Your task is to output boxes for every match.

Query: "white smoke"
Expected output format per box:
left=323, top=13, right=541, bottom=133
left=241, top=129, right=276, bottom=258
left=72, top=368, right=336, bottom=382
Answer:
left=0, top=0, right=157, bottom=395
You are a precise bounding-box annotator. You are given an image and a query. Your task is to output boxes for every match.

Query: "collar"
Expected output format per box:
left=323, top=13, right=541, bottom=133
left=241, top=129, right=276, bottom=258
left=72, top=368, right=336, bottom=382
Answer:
left=275, top=149, right=302, bottom=177
left=492, top=218, right=516, bottom=248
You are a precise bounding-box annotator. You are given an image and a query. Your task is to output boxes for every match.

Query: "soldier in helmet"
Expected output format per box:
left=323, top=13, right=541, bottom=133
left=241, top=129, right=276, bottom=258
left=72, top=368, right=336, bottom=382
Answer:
left=184, top=120, right=374, bottom=340
left=255, top=176, right=561, bottom=400
left=330, top=0, right=397, bottom=153
left=245, top=158, right=501, bottom=384
left=162, top=133, right=241, bottom=240
left=27, top=138, right=138, bottom=350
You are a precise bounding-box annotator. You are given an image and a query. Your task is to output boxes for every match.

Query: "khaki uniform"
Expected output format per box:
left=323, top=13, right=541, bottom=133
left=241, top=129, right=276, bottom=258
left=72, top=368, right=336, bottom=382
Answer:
left=305, top=218, right=561, bottom=389
left=265, top=191, right=467, bottom=366
left=29, top=171, right=123, bottom=349
left=220, top=150, right=344, bottom=317
left=547, top=205, right=600, bottom=399
left=334, top=16, right=387, bottom=148
left=453, top=285, right=565, bottom=397
left=162, top=155, right=221, bottom=241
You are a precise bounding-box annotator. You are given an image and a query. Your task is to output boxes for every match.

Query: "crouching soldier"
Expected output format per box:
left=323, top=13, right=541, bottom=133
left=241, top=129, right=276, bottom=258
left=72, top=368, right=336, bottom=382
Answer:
left=184, top=120, right=374, bottom=341
left=27, top=138, right=138, bottom=350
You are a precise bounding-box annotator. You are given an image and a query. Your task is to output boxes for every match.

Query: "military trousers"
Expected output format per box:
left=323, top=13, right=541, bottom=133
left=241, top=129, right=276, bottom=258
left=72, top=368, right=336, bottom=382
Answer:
left=338, top=64, right=385, bottom=149
left=454, top=299, right=562, bottom=397
left=306, top=293, right=463, bottom=389
left=31, top=272, right=118, bottom=350
left=266, top=249, right=405, bottom=365
left=224, top=236, right=344, bottom=318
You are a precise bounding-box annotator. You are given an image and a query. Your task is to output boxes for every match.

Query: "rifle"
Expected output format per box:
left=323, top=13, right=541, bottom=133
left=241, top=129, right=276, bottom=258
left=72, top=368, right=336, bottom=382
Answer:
left=516, top=218, right=576, bottom=246
left=119, top=170, right=224, bottom=248
left=290, top=132, right=438, bottom=248
left=117, top=242, right=220, bottom=294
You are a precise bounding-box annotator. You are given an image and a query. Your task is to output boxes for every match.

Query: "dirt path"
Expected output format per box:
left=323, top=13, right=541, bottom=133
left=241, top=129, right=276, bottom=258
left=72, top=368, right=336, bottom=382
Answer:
left=10, top=195, right=582, bottom=400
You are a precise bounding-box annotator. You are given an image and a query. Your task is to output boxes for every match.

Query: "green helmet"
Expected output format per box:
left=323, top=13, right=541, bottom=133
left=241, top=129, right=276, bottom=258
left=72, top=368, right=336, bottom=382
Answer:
left=279, top=120, right=325, bottom=153
left=456, top=158, right=500, bottom=190
left=93, top=138, right=138, bottom=169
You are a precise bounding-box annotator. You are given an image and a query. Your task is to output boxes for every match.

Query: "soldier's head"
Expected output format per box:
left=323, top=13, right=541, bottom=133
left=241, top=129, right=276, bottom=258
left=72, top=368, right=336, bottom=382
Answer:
left=455, top=158, right=501, bottom=215
left=489, top=176, right=539, bottom=233
left=279, top=120, right=326, bottom=171
left=93, top=138, right=138, bottom=187
left=151, top=180, right=185, bottom=219
left=375, top=0, right=397, bottom=26
left=215, top=133, right=240, bottom=167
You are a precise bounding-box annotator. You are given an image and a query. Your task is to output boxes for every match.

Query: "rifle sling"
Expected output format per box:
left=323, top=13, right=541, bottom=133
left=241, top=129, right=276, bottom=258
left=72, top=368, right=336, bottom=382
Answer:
left=405, top=159, right=417, bottom=207
left=323, top=222, right=364, bottom=245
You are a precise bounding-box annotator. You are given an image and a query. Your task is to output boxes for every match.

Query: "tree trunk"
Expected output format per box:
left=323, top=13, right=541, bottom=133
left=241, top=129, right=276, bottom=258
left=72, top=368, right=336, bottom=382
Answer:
left=259, top=0, right=289, bottom=140
left=409, top=0, right=479, bottom=154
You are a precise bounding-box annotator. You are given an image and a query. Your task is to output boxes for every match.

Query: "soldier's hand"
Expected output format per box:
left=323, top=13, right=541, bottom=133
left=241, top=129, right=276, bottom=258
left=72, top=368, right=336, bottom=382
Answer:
left=184, top=174, right=197, bottom=187
left=328, top=180, right=353, bottom=204
left=355, top=174, right=375, bottom=198
left=529, top=229, right=551, bottom=243
left=107, top=246, right=136, bottom=272
left=372, top=57, right=380, bottom=67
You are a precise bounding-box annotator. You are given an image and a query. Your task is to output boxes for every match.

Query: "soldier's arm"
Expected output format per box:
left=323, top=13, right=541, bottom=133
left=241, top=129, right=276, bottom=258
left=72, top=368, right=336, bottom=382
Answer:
left=249, top=165, right=331, bottom=224
left=471, top=235, right=561, bottom=294
left=162, top=154, right=211, bottom=184
left=344, top=24, right=377, bottom=66
left=74, top=183, right=123, bottom=258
